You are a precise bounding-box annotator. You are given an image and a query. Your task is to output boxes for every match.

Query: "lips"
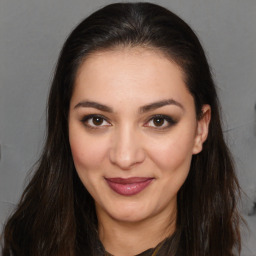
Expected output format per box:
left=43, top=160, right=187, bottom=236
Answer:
left=105, top=177, right=154, bottom=196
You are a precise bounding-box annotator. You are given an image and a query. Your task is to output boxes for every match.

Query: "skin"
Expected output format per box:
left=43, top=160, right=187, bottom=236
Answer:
left=68, top=47, right=211, bottom=256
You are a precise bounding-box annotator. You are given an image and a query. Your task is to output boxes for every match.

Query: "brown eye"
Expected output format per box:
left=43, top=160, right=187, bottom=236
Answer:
left=92, top=116, right=104, bottom=126
left=153, top=117, right=165, bottom=127
left=82, top=115, right=111, bottom=128
left=145, top=115, right=177, bottom=129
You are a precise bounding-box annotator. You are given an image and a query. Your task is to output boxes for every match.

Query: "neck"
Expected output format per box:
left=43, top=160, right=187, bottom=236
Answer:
left=97, top=209, right=176, bottom=256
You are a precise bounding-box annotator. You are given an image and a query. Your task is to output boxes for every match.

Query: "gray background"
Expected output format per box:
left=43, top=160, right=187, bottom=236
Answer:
left=0, top=0, right=255, bottom=254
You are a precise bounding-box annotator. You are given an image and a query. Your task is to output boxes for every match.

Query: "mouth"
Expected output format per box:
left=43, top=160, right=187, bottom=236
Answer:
left=105, top=177, right=154, bottom=196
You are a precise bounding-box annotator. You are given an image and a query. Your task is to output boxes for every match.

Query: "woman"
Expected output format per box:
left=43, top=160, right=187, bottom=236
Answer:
left=1, top=2, right=242, bottom=256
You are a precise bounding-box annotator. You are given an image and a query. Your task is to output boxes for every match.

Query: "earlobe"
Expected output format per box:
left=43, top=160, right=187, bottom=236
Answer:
left=192, top=105, right=211, bottom=155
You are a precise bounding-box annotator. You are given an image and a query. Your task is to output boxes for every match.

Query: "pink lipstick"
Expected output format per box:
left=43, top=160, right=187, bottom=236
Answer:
left=105, top=177, right=154, bottom=196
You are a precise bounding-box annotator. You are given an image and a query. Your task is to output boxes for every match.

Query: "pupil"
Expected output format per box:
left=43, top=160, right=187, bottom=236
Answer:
left=93, top=117, right=103, bottom=125
left=153, top=118, right=164, bottom=126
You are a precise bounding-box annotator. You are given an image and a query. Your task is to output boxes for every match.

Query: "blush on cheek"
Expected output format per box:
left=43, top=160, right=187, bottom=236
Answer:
left=149, top=138, right=193, bottom=175
left=70, top=138, right=108, bottom=171
left=71, top=147, right=92, bottom=169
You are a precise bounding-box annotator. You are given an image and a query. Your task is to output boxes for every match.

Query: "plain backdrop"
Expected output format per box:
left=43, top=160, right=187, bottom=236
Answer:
left=0, top=0, right=256, bottom=254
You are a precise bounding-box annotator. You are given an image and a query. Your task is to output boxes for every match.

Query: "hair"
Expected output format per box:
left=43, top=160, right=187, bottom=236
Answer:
left=1, top=2, right=242, bottom=256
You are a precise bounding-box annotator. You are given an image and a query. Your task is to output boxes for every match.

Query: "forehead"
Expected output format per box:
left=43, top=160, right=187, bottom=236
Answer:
left=71, top=47, right=193, bottom=110
left=76, top=46, right=186, bottom=82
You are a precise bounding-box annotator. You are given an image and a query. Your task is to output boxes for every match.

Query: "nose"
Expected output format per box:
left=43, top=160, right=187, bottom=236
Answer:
left=109, top=126, right=146, bottom=170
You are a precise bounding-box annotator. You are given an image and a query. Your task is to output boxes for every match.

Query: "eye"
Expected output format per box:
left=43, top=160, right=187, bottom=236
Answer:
left=81, top=114, right=111, bottom=128
left=145, top=115, right=176, bottom=129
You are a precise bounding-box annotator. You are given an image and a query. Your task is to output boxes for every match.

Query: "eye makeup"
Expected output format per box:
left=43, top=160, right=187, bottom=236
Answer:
left=80, top=113, right=178, bottom=131
left=144, top=114, right=178, bottom=130
left=81, top=114, right=112, bottom=129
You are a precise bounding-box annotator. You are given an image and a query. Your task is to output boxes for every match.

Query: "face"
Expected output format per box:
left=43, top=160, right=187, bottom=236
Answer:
left=68, top=48, right=210, bottom=224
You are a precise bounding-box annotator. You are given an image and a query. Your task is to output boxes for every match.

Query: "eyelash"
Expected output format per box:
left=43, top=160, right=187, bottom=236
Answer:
left=81, top=114, right=111, bottom=129
left=81, top=114, right=177, bottom=130
left=144, top=114, right=177, bottom=129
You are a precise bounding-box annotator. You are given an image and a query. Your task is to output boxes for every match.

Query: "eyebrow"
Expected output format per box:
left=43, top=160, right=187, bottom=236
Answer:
left=74, top=101, right=113, bottom=112
left=74, top=99, right=184, bottom=113
left=139, top=99, right=184, bottom=113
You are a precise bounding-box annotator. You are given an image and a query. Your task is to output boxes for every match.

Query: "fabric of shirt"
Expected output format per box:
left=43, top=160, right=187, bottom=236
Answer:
left=101, top=234, right=183, bottom=256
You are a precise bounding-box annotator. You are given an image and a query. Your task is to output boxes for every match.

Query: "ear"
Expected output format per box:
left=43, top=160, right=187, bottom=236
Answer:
left=192, top=105, right=211, bottom=155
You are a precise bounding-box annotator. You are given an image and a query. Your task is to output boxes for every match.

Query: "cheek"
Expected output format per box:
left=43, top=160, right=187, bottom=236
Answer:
left=69, top=131, right=110, bottom=197
left=69, top=128, right=109, bottom=173
left=147, top=129, right=196, bottom=174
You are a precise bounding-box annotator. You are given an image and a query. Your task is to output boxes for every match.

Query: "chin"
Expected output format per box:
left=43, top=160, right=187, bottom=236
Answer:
left=105, top=202, right=153, bottom=223
left=111, top=211, right=148, bottom=223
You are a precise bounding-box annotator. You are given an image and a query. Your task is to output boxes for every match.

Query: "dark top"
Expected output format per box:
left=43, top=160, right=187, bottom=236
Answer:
left=99, top=234, right=184, bottom=256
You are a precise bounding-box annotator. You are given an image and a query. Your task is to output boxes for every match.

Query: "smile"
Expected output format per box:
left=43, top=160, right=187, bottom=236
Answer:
left=105, top=177, right=154, bottom=196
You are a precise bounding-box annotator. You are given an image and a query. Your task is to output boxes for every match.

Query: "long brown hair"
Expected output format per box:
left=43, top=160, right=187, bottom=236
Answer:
left=1, top=2, right=242, bottom=256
